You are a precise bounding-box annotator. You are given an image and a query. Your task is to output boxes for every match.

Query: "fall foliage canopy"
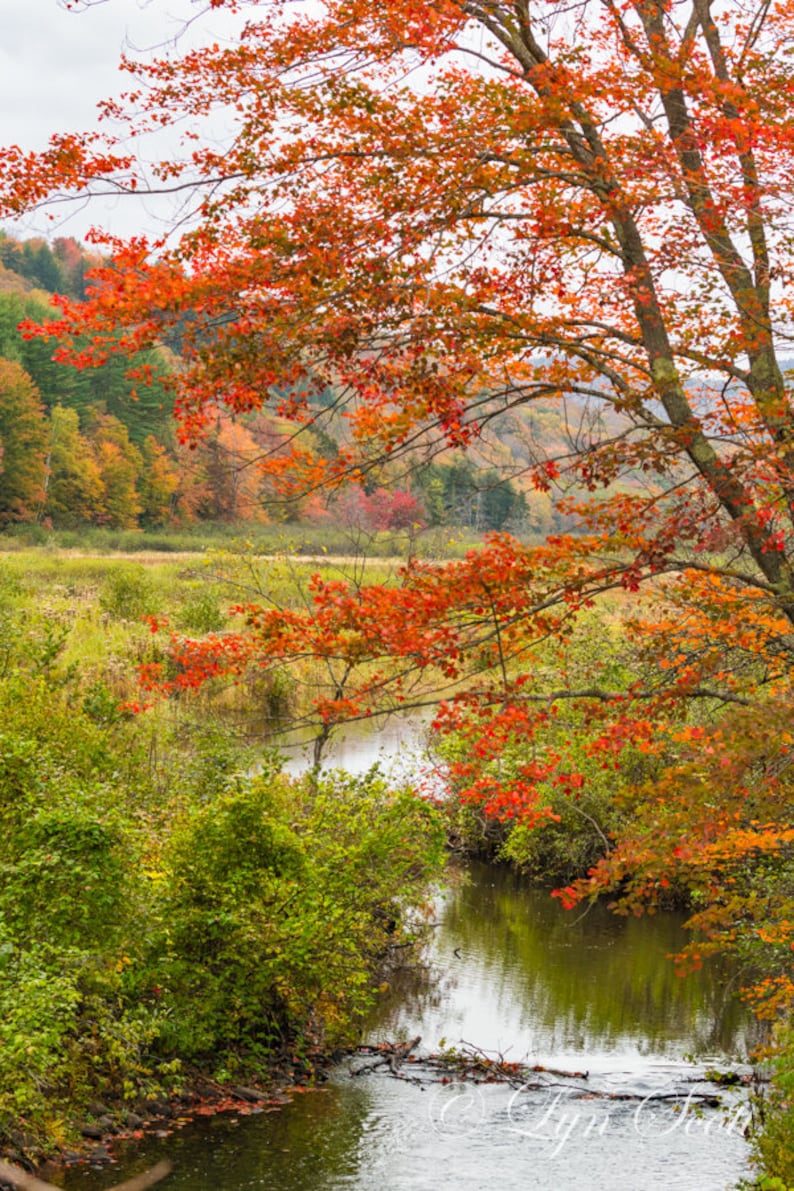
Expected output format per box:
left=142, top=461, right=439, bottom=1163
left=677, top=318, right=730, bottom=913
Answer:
left=4, top=0, right=794, bottom=1006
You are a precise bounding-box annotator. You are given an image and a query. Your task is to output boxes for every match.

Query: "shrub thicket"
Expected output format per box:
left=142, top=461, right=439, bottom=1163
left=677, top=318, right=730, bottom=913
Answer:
left=0, top=651, right=443, bottom=1155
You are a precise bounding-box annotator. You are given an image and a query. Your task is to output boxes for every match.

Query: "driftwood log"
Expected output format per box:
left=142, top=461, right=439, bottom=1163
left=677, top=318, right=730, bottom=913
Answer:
left=0, top=1159, right=171, bottom=1191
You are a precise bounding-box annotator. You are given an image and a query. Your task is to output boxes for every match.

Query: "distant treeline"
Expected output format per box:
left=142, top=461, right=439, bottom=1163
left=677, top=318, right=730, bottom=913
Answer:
left=0, top=232, right=546, bottom=537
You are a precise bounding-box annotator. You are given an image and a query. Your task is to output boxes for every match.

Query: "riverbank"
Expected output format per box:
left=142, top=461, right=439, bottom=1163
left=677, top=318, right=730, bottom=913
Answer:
left=2, top=1063, right=328, bottom=1182
left=44, top=864, right=756, bottom=1191
left=0, top=656, right=444, bottom=1170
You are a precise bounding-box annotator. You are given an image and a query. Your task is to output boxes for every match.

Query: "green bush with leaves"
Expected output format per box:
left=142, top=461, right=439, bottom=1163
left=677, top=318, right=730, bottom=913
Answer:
left=174, top=584, right=226, bottom=635
left=0, top=659, right=445, bottom=1153
left=753, top=1023, right=794, bottom=1186
left=289, top=769, right=446, bottom=1030
left=147, top=767, right=309, bottom=1060
left=99, top=564, right=159, bottom=621
left=146, top=764, right=444, bottom=1069
left=3, top=810, right=129, bottom=948
left=0, top=937, right=84, bottom=1129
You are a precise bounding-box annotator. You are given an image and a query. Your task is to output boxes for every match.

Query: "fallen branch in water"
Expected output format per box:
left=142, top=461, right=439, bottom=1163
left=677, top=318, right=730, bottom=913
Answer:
left=349, top=1041, right=735, bottom=1107
left=351, top=1036, right=423, bottom=1077
left=0, top=1159, right=171, bottom=1191
left=422, top=1043, right=588, bottom=1089
left=351, top=1040, right=588, bottom=1087
left=450, top=1040, right=589, bottom=1085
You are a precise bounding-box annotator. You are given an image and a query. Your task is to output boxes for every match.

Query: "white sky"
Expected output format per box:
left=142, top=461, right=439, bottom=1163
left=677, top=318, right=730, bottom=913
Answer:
left=0, top=0, right=241, bottom=241
left=1, top=0, right=486, bottom=245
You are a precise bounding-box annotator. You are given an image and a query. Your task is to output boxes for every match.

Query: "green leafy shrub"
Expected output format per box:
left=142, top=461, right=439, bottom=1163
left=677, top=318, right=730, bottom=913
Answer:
left=2, top=810, right=130, bottom=949
left=285, top=770, right=445, bottom=1027
left=0, top=937, right=166, bottom=1139
left=498, top=774, right=623, bottom=884
left=99, top=565, right=158, bottom=621
left=81, top=680, right=130, bottom=727
left=0, top=678, right=114, bottom=799
left=174, top=585, right=226, bottom=634
left=147, top=770, right=306, bottom=1059
left=0, top=937, right=84, bottom=1130
left=147, top=766, right=444, bottom=1068
left=753, top=1023, right=794, bottom=1186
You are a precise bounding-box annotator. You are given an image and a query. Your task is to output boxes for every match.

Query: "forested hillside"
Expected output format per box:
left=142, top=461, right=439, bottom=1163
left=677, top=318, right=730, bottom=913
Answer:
left=0, top=234, right=281, bottom=530
left=0, top=232, right=566, bottom=538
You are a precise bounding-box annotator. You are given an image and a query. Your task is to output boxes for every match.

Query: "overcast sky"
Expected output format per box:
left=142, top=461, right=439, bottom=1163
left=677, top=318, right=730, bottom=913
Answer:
left=0, top=0, right=241, bottom=241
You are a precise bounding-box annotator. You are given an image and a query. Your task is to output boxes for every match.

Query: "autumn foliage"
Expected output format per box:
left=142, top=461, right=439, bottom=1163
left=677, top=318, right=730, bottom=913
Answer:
left=3, top=0, right=794, bottom=1015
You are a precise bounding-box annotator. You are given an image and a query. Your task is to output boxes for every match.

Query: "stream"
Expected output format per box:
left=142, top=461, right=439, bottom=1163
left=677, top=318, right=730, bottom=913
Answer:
left=54, top=729, right=758, bottom=1191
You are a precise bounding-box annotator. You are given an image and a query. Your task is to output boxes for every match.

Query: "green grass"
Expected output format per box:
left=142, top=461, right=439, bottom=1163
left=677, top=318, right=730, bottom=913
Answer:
left=0, top=520, right=480, bottom=559
left=0, top=541, right=432, bottom=736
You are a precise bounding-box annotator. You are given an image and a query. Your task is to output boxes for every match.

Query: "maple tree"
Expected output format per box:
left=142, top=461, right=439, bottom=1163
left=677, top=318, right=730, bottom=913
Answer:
left=43, top=404, right=104, bottom=526
left=3, top=0, right=794, bottom=1010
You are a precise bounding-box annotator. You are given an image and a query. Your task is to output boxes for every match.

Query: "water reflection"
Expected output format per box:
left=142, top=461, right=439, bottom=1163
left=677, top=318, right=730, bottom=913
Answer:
left=384, top=862, right=757, bottom=1064
left=57, top=863, right=756, bottom=1191
left=276, top=715, right=432, bottom=777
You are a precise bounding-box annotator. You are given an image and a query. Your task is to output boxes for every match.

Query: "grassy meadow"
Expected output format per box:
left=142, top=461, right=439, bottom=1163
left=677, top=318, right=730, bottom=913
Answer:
left=0, top=536, right=411, bottom=724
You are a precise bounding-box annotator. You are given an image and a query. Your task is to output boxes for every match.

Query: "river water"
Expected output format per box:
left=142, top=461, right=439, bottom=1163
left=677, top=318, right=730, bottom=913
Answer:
left=278, top=715, right=434, bottom=779
left=54, top=728, right=758, bottom=1191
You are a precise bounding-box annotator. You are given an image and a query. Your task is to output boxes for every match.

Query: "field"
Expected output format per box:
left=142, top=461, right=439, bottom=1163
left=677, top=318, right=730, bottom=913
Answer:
left=0, top=537, right=414, bottom=731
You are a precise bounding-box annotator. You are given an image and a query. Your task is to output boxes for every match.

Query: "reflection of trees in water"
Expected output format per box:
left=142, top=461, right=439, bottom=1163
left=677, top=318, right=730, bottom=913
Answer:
left=369, top=957, right=457, bottom=1038
left=57, top=860, right=758, bottom=1191
left=378, top=862, right=759, bottom=1060
left=368, top=871, right=468, bottom=1037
